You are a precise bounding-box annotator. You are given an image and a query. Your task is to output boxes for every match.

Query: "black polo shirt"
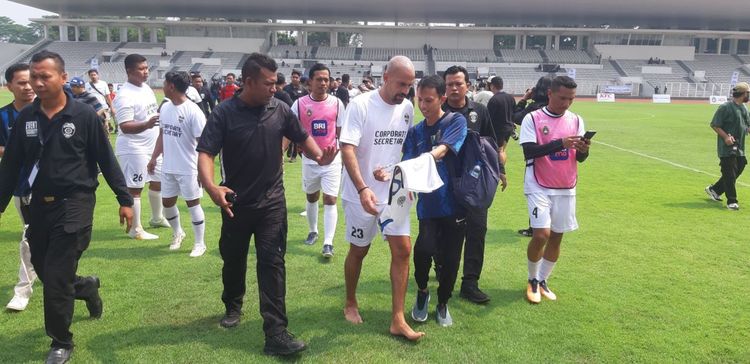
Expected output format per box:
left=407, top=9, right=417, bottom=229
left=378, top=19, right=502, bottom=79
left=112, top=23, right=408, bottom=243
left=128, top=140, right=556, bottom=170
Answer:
left=487, top=92, right=517, bottom=142
left=197, top=95, right=308, bottom=209
left=442, top=96, right=496, bottom=142
left=283, top=84, right=307, bottom=102
left=0, top=94, right=133, bottom=212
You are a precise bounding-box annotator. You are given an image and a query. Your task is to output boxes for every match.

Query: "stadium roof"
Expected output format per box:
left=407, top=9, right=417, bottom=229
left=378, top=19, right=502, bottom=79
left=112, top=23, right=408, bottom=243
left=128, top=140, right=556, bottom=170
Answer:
left=14, top=0, right=750, bottom=30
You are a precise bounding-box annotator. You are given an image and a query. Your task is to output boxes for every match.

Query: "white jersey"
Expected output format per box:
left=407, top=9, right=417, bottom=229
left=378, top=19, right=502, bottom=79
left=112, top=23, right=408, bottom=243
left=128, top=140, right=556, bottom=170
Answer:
left=519, top=107, right=585, bottom=196
left=114, top=82, right=160, bottom=156
left=85, top=79, right=110, bottom=110
left=159, top=100, right=206, bottom=175
left=339, top=90, right=414, bottom=204
left=473, top=90, right=494, bottom=106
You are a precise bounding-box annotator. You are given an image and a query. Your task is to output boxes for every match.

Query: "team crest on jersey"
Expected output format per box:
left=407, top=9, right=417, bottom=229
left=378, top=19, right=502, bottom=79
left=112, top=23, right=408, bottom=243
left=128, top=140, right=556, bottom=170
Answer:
left=62, top=122, right=76, bottom=138
left=25, top=121, right=38, bottom=137
left=542, top=125, right=550, bottom=135
left=178, top=115, right=185, bottom=123
left=306, top=108, right=313, bottom=117
left=397, top=195, right=407, bottom=207
left=403, top=113, right=410, bottom=124
left=469, top=111, right=478, bottom=124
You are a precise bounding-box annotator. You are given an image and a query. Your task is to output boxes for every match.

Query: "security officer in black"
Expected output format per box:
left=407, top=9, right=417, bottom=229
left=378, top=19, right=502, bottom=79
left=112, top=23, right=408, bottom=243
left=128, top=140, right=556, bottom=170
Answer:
left=197, top=53, right=335, bottom=356
left=442, top=65, right=507, bottom=304
left=0, top=51, right=134, bottom=364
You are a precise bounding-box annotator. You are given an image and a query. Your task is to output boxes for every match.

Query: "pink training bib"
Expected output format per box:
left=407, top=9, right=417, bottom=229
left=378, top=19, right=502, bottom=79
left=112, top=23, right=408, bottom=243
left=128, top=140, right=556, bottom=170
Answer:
left=298, top=95, right=339, bottom=149
left=530, top=108, right=579, bottom=189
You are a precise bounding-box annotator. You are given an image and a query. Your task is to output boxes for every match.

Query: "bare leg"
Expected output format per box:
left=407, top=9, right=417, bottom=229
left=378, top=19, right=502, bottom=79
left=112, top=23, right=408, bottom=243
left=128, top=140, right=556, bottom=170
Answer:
left=527, top=228, right=551, bottom=262
left=387, top=235, right=424, bottom=341
left=344, top=243, right=369, bottom=324
left=542, top=231, right=564, bottom=263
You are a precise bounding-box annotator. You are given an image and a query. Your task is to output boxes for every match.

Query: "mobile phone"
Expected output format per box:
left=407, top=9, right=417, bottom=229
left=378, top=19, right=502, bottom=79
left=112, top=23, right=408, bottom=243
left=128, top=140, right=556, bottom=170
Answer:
left=225, top=192, right=237, bottom=204
left=583, top=130, right=597, bottom=140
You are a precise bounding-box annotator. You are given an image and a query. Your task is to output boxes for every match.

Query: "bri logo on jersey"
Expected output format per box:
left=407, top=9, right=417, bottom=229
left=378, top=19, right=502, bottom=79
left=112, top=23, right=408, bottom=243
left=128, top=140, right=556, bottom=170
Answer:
left=550, top=149, right=570, bottom=161
left=311, top=120, right=328, bottom=136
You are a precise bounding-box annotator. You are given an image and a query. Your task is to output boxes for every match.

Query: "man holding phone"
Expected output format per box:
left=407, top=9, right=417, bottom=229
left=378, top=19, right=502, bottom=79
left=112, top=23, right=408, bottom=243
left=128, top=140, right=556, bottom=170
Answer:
left=518, top=76, right=591, bottom=304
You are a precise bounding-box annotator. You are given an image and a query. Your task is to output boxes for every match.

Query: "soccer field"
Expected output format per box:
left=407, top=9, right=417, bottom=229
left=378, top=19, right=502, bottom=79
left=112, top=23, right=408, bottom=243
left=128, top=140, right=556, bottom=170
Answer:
left=0, top=89, right=748, bottom=363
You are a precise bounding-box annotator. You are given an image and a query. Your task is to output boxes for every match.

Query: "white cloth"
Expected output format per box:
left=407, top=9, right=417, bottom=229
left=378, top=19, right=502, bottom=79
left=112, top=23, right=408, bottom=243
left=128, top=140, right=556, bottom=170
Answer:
left=526, top=193, right=578, bottom=233
left=159, top=100, right=206, bottom=174
left=519, top=107, right=585, bottom=196
left=301, top=162, right=342, bottom=196
left=378, top=154, right=442, bottom=233
left=85, top=79, right=110, bottom=110
left=342, top=200, right=410, bottom=247
left=339, top=90, right=414, bottom=204
left=161, top=173, right=203, bottom=200
left=119, top=154, right=162, bottom=188
left=396, top=153, right=443, bottom=193
left=114, top=82, right=160, bottom=156
left=186, top=86, right=202, bottom=104
left=473, top=90, right=494, bottom=106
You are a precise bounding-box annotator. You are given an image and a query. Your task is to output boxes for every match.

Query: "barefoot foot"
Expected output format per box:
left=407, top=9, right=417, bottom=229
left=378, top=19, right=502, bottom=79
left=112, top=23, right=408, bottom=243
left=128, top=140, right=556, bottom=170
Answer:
left=389, top=322, right=425, bottom=341
left=344, top=306, right=363, bottom=324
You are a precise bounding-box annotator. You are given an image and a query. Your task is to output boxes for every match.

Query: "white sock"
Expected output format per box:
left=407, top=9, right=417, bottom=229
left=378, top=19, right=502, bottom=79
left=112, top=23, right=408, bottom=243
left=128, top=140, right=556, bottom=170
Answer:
left=528, top=259, right=541, bottom=281
left=306, top=201, right=318, bottom=233
left=189, top=205, right=206, bottom=246
left=163, top=205, right=183, bottom=235
left=148, top=190, right=163, bottom=221
left=539, top=259, right=557, bottom=282
left=133, top=198, right=142, bottom=229
left=323, top=204, right=337, bottom=246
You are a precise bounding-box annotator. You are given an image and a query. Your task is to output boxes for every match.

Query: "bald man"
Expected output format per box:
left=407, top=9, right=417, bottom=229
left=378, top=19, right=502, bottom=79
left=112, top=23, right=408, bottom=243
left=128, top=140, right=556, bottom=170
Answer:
left=340, top=56, right=424, bottom=341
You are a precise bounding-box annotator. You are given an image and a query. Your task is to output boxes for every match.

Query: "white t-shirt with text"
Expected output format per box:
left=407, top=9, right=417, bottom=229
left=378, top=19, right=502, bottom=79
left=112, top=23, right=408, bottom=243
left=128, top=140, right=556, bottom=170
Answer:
left=159, top=100, right=207, bottom=175
left=339, top=90, right=414, bottom=204
left=114, top=82, right=160, bottom=156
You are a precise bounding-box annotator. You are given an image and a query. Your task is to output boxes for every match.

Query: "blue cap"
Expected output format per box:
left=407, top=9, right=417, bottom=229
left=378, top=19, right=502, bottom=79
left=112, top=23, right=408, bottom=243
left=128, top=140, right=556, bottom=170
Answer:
left=70, top=77, right=85, bottom=87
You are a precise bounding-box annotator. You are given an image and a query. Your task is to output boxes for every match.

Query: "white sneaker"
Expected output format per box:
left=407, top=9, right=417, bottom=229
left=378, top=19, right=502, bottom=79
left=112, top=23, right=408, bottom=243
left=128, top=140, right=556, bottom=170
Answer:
left=189, top=244, right=207, bottom=257
left=727, top=203, right=740, bottom=210
left=149, top=217, right=171, bottom=228
left=6, top=295, right=29, bottom=311
left=128, top=227, right=159, bottom=240
left=169, top=231, right=186, bottom=250
left=299, top=211, right=307, bottom=217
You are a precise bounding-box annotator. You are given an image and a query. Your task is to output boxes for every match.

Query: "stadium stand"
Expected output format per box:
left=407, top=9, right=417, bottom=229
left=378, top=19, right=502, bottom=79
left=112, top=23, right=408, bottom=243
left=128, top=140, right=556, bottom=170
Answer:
left=544, top=50, right=594, bottom=64
left=500, top=49, right=544, bottom=63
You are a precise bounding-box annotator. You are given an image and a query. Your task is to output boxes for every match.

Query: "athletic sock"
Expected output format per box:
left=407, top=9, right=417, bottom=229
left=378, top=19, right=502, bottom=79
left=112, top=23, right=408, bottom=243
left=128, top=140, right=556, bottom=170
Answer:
left=189, top=205, right=206, bottom=246
left=148, top=190, right=163, bottom=221
left=527, top=259, right=541, bottom=281
left=323, top=204, right=337, bottom=246
left=306, top=201, right=319, bottom=233
left=163, top=205, right=183, bottom=235
left=539, top=258, right=557, bottom=282
left=132, top=198, right=142, bottom=230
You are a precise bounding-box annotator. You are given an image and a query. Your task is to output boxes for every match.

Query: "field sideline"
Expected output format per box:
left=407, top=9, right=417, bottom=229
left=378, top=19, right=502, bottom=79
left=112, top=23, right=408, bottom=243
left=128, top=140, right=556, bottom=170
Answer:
left=0, top=88, right=748, bottom=362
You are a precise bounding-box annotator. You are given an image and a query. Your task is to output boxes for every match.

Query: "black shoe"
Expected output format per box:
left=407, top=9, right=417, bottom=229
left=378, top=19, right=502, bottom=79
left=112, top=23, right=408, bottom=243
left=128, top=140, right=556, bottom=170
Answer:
left=264, top=330, right=307, bottom=356
left=460, top=285, right=490, bottom=304
left=45, top=347, right=72, bottom=364
left=220, top=312, right=241, bottom=328
left=85, top=276, right=103, bottom=318
left=518, top=227, right=533, bottom=237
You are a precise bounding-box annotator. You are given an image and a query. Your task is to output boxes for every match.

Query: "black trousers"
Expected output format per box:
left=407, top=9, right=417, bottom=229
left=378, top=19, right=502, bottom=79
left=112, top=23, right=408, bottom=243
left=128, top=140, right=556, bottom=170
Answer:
left=219, top=203, right=289, bottom=337
left=461, top=207, right=488, bottom=288
left=27, top=193, right=99, bottom=349
left=712, top=155, right=747, bottom=204
left=286, top=143, right=298, bottom=160
left=414, top=217, right=466, bottom=304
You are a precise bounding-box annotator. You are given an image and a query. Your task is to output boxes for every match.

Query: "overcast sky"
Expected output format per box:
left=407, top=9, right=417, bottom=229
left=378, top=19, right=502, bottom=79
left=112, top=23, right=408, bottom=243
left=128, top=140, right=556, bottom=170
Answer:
left=3, top=1, right=57, bottom=25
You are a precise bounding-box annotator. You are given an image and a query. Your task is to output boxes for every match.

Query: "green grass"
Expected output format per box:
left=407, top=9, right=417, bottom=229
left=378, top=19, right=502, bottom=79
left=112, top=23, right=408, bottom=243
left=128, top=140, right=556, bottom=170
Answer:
left=1, top=90, right=749, bottom=363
